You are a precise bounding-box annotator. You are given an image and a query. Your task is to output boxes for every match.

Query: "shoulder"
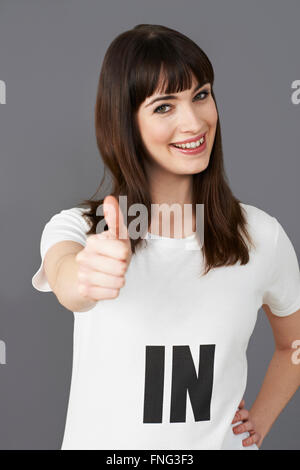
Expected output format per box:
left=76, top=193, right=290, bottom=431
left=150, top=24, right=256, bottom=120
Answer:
left=46, top=205, right=90, bottom=219
left=32, top=206, right=93, bottom=292
left=239, top=202, right=279, bottom=249
left=39, top=206, right=93, bottom=251
left=45, top=206, right=92, bottom=231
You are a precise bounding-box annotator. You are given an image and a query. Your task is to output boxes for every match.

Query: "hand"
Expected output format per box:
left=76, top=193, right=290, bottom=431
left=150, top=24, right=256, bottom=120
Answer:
left=231, top=399, right=262, bottom=448
left=75, top=195, right=132, bottom=302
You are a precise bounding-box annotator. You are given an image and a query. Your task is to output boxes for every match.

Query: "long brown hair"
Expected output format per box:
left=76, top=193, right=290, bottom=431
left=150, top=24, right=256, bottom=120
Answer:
left=76, top=23, right=255, bottom=275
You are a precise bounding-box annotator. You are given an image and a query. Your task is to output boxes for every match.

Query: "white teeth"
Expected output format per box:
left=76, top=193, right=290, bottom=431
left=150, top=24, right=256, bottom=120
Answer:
left=173, top=135, right=205, bottom=149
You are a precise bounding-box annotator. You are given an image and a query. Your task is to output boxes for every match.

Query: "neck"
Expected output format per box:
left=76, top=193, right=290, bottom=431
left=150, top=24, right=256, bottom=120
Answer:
left=146, top=166, right=195, bottom=238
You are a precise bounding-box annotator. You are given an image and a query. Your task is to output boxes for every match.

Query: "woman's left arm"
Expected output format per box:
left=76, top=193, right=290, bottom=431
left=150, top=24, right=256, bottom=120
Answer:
left=243, top=305, right=300, bottom=448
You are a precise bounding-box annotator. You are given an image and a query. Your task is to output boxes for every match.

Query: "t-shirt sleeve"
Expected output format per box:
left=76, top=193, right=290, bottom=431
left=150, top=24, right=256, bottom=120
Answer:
left=31, top=207, right=91, bottom=292
left=262, top=217, right=300, bottom=316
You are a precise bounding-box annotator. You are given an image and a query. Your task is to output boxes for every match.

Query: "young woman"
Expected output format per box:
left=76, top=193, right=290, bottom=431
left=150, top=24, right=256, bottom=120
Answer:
left=32, top=24, right=300, bottom=450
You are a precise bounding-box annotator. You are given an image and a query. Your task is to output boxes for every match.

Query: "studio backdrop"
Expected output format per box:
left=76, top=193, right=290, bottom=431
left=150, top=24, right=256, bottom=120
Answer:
left=0, top=0, right=299, bottom=450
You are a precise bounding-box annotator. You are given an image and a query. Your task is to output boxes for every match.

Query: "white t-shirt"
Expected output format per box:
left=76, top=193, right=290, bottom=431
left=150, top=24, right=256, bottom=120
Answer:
left=31, top=203, right=300, bottom=450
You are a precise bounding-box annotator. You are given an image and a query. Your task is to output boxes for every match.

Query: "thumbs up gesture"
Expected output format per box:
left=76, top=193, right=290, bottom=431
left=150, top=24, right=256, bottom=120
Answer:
left=75, top=195, right=132, bottom=302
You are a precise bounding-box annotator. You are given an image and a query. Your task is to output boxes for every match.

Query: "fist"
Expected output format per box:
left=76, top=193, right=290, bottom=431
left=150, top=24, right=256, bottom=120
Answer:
left=75, top=195, right=132, bottom=302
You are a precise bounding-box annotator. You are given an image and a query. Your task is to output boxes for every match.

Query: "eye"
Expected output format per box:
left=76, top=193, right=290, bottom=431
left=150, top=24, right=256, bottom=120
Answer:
left=153, top=88, right=211, bottom=114
left=194, top=89, right=210, bottom=101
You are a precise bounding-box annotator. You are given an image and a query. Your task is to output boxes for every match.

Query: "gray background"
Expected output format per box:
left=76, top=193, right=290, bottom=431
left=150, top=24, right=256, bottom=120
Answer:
left=0, top=0, right=299, bottom=450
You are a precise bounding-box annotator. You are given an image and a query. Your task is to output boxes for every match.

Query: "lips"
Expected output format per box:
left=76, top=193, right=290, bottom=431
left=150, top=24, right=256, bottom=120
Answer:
left=170, top=132, right=206, bottom=146
left=170, top=134, right=207, bottom=155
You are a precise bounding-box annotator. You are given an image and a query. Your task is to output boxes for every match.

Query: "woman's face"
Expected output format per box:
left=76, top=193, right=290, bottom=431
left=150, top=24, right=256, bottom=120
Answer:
left=136, top=74, right=218, bottom=176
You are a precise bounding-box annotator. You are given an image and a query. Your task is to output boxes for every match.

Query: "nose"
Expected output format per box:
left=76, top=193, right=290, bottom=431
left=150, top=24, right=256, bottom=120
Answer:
left=177, top=104, right=205, bottom=134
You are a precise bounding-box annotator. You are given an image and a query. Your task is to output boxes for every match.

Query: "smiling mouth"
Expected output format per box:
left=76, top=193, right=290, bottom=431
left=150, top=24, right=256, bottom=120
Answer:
left=169, top=132, right=207, bottom=154
left=170, top=132, right=207, bottom=147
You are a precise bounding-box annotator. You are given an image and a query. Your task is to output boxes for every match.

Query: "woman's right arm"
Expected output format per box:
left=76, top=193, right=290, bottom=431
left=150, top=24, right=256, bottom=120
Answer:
left=42, top=196, right=132, bottom=313
left=44, top=240, right=97, bottom=312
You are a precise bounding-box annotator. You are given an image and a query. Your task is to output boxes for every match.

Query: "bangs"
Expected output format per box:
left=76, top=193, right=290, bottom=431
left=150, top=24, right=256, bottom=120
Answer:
left=130, top=35, right=214, bottom=110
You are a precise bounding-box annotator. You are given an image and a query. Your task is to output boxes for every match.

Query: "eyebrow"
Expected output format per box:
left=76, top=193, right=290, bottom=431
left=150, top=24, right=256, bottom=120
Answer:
left=145, top=82, right=209, bottom=108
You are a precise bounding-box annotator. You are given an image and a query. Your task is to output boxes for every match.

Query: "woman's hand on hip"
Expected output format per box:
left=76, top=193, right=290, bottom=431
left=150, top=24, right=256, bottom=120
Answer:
left=231, top=399, right=262, bottom=448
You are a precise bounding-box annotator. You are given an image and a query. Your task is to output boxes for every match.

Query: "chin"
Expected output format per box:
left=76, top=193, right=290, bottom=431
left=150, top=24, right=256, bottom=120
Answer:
left=171, top=160, right=210, bottom=176
left=181, top=155, right=210, bottom=173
